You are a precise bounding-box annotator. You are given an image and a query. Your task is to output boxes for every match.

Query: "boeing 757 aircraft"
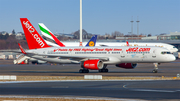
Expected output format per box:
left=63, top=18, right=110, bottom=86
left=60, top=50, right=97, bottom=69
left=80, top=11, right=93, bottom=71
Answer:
left=18, top=18, right=175, bottom=73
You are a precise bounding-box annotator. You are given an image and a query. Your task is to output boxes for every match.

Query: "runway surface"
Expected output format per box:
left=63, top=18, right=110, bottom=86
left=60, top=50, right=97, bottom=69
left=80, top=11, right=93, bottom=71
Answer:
left=0, top=60, right=180, bottom=77
left=0, top=60, right=180, bottom=100
left=0, top=80, right=179, bottom=100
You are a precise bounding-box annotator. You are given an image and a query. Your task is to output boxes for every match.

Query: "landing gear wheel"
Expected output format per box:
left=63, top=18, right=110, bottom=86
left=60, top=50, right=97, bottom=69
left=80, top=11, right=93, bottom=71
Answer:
left=79, top=69, right=89, bottom=73
left=99, top=69, right=108, bottom=73
left=79, top=69, right=83, bottom=73
left=152, top=69, right=158, bottom=73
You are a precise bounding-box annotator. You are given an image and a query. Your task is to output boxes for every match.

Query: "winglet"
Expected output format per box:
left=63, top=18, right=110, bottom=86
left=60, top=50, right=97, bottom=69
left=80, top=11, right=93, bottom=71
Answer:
left=18, top=43, right=26, bottom=54
left=85, top=35, right=97, bottom=47
left=126, top=41, right=129, bottom=46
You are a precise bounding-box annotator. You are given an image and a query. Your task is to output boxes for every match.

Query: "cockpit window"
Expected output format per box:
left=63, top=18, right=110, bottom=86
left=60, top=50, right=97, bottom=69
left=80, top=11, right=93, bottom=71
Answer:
left=161, top=51, right=171, bottom=54
left=173, top=46, right=176, bottom=48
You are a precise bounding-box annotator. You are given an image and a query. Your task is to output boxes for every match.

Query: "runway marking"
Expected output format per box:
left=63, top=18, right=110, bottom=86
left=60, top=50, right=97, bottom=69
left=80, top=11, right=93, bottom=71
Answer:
left=132, top=89, right=177, bottom=93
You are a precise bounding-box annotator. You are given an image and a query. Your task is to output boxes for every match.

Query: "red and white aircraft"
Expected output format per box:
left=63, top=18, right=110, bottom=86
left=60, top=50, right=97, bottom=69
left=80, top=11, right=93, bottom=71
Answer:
left=18, top=18, right=176, bottom=73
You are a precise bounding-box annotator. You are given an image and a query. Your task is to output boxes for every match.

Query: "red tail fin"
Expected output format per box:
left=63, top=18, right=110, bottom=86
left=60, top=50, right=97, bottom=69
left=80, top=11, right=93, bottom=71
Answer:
left=20, top=18, right=50, bottom=49
left=126, top=41, right=129, bottom=46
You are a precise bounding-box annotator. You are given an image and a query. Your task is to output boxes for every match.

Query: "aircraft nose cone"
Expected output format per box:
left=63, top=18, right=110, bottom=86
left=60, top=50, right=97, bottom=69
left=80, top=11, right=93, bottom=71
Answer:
left=176, top=48, right=178, bottom=52
left=170, top=55, right=176, bottom=61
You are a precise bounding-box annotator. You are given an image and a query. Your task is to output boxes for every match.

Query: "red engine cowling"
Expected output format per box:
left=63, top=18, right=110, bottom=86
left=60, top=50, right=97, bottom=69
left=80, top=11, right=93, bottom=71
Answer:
left=115, top=63, right=137, bottom=69
left=81, top=59, right=104, bottom=70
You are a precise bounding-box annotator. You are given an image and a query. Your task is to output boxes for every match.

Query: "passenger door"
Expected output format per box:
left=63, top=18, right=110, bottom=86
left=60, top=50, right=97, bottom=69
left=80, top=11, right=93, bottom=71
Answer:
left=152, top=50, right=156, bottom=58
left=121, top=50, right=125, bottom=58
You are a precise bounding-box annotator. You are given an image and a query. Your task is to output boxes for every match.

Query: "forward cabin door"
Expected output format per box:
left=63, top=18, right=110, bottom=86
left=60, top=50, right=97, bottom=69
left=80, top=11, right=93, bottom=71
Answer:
left=121, top=50, right=125, bottom=58
left=152, top=50, right=156, bottom=58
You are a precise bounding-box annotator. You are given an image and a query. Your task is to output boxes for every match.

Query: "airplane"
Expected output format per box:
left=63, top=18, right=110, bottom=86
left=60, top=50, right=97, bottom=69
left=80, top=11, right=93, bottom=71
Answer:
left=38, top=22, right=177, bottom=53
left=18, top=18, right=176, bottom=73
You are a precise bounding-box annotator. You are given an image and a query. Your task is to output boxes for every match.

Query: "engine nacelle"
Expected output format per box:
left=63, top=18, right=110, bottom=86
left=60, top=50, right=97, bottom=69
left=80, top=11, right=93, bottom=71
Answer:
left=32, top=60, right=47, bottom=64
left=81, top=59, right=104, bottom=70
left=115, top=63, right=137, bottom=69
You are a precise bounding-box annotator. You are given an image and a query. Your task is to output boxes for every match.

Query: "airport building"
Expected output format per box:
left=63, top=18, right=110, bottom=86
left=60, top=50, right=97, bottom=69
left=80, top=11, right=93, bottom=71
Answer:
left=141, top=32, right=180, bottom=40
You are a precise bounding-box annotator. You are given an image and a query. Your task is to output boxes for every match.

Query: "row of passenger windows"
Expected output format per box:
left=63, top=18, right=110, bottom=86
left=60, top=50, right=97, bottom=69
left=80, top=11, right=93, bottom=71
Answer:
left=75, top=52, right=121, bottom=54
left=75, top=52, right=107, bottom=54
left=112, top=52, right=120, bottom=54
left=47, top=51, right=152, bottom=54
left=47, top=51, right=154, bottom=54
left=127, top=52, right=150, bottom=54
left=47, top=52, right=122, bottom=54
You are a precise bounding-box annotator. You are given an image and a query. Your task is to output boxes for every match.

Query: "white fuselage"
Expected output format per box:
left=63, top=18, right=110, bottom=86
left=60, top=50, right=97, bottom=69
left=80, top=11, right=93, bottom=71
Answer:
left=45, top=41, right=178, bottom=53
left=27, top=46, right=176, bottom=64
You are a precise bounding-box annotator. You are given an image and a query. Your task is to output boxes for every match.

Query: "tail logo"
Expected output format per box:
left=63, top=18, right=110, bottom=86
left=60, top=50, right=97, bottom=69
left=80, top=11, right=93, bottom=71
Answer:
left=88, top=41, right=95, bottom=47
left=23, top=21, right=45, bottom=47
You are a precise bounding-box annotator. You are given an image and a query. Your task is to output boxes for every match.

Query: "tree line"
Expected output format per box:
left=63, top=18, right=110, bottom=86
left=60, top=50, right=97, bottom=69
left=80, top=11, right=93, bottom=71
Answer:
left=0, top=35, right=28, bottom=49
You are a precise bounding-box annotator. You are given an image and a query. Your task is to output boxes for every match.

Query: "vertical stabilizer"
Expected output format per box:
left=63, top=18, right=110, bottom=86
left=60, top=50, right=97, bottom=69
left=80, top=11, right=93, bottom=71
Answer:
left=38, top=23, right=65, bottom=47
left=126, top=41, right=129, bottom=46
left=85, top=35, right=97, bottom=47
left=20, top=18, right=50, bottom=49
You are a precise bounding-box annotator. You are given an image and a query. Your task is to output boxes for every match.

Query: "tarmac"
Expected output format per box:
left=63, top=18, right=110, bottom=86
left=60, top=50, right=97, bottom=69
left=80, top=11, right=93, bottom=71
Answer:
left=0, top=59, right=180, bottom=77
left=0, top=59, right=180, bottom=100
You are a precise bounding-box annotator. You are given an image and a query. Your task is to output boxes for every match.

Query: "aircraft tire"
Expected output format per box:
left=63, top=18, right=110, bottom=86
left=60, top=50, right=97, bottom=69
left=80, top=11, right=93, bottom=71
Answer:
left=152, top=70, right=158, bottom=73
left=99, top=69, right=108, bottom=73
left=79, top=69, right=83, bottom=73
left=79, top=69, right=89, bottom=73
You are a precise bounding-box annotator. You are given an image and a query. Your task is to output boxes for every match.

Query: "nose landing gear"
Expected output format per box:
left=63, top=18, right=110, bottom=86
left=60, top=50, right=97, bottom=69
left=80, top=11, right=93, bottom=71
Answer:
left=152, top=63, right=158, bottom=73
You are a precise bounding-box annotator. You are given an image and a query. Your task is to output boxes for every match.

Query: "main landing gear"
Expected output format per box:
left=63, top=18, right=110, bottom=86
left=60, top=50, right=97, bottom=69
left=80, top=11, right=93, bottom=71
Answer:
left=152, top=63, right=158, bottom=73
left=99, top=64, right=108, bottom=73
left=79, top=69, right=89, bottom=73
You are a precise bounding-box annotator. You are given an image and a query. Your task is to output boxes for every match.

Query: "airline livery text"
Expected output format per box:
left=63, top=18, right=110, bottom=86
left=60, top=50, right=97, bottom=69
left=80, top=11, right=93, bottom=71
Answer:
left=54, top=48, right=122, bottom=52
left=126, top=47, right=151, bottom=52
left=23, top=21, right=45, bottom=47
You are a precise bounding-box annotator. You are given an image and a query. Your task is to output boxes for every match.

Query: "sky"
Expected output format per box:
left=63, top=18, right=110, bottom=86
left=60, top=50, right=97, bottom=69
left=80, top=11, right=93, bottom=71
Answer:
left=0, top=0, right=180, bottom=36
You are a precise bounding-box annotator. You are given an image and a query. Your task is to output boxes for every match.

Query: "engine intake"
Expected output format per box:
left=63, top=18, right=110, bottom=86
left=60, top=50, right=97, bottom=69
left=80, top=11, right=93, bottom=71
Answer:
left=115, top=63, right=137, bottom=69
left=81, top=59, right=104, bottom=70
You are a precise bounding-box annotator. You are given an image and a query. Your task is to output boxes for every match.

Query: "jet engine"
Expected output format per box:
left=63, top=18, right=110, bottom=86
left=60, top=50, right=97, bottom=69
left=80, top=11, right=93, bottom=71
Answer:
left=81, top=59, right=104, bottom=70
left=32, top=60, right=47, bottom=64
left=115, top=63, right=137, bottom=69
